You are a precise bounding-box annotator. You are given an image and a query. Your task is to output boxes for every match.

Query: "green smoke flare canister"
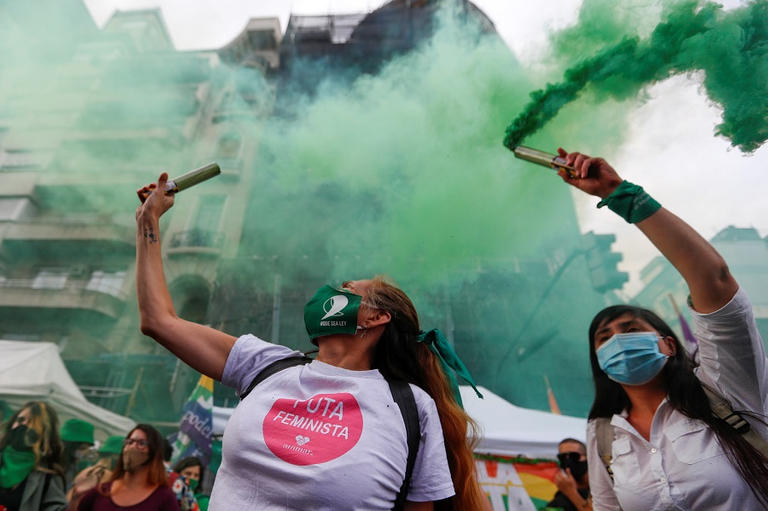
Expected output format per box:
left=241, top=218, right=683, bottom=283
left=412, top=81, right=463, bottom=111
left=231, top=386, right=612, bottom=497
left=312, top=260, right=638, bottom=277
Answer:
left=512, top=146, right=577, bottom=177
left=165, top=163, right=221, bottom=193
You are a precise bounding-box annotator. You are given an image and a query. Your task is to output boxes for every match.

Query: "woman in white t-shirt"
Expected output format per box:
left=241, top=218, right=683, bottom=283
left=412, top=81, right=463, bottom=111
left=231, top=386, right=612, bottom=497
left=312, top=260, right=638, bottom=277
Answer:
left=556, top=148, right=768, bottom=510
left=135, top=174, right=487, bottom=511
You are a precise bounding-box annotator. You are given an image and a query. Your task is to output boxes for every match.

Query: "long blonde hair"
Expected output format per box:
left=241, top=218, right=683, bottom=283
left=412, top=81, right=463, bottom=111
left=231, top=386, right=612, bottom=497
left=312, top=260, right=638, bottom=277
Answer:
left=366, top=277, right=487, bottom=510
left=0, top=401, right=63, bottom=476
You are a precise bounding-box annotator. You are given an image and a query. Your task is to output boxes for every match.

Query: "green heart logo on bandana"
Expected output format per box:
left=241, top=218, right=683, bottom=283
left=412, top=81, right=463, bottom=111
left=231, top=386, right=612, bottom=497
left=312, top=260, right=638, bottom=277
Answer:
left=304, top=285, right=362, bottom=341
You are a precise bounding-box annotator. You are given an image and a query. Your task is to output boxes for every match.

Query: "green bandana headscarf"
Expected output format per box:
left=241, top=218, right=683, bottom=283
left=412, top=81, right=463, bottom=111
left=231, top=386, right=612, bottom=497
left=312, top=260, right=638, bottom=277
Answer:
left=0, top=446, right=35, bottom=489
left=417, top=329, right=483, bottom=408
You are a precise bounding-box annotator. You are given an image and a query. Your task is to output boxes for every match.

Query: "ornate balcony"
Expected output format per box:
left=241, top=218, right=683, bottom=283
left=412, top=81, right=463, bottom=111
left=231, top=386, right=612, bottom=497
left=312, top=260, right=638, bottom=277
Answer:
left=0, top=277, right=126, bottom=319
left=0, top=217, right=134, bottom=262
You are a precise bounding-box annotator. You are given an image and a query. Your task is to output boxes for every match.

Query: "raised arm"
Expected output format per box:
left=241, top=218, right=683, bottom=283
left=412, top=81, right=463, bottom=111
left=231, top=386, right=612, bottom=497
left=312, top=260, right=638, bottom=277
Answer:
left=557, top=148, right=738, bottom=313
left=135, top=173, right=236, bottom=380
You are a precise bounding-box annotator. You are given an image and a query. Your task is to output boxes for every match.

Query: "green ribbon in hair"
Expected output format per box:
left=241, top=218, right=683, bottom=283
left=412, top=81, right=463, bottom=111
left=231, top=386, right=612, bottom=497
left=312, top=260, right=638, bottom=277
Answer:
left=0, top=446, right=35, bottom=489
left=417, top=329, right=483, bottom=408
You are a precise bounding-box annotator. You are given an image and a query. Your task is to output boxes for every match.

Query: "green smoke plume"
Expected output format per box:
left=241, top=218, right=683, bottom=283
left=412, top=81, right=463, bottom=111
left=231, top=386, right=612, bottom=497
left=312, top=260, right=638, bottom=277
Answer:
left=504, top=0, right=768, bottom=153
left=242, top=10, right=581, bottom=288
left=6, top=0, right=762, bottom=421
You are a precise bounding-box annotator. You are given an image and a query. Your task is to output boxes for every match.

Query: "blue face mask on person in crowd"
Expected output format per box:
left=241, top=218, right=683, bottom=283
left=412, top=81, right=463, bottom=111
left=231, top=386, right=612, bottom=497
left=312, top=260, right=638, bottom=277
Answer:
left=596, top=332, right=669, bottom=385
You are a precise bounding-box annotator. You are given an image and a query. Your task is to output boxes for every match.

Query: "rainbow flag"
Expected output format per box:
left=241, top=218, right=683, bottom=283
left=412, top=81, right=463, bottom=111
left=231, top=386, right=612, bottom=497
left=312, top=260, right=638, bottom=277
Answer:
left=544, top=375, right=561, bottom=415
left=171, top=375, right=214, bottom=465
left=475, top=454, right=560, bottom=510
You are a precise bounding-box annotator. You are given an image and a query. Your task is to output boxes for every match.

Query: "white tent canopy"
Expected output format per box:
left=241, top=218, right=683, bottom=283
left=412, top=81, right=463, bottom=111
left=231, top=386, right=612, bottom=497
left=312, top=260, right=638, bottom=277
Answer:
left=461, top=385, right=586, bottom=459
left=0, top=340, right=135, bottom=438
left=212, top=384, right=586, bottom=460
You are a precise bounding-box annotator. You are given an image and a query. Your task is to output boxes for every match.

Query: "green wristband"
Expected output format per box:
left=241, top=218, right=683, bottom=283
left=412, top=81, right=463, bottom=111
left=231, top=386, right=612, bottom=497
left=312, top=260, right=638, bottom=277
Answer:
left=596, top=180, right=661, bottom=223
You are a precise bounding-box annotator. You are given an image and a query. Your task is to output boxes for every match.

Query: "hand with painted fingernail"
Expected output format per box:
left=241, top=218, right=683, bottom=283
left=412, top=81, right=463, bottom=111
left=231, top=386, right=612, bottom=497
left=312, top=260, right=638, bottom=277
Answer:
left=556, top=148, right=623, bottom=199
left=135, top=172, right=175, bottom=221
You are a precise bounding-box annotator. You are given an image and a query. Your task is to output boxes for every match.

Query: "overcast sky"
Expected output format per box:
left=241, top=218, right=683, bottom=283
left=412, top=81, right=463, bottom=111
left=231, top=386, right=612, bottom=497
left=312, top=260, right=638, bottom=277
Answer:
left=83, top=0, right=767, bottom=296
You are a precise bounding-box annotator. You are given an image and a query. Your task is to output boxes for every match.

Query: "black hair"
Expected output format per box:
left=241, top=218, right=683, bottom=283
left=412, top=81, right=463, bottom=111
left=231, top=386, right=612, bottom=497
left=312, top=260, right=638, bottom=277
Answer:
left=172, top=456, right=205, bottom=484
left=588, top=305, right=768, bottom=505
left=163, top=437, right=172, bottom=462
left=558, top=438, right=586, bottom=453
left=61, top=441, right=90, bottom=471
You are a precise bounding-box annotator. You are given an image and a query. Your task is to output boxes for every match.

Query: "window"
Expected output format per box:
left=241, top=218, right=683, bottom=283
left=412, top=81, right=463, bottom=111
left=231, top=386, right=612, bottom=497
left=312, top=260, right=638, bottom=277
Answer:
left=194, top=195, right=225, bottom=234
left=216, top=133, right=242, bottom=159
left=32, top=270, right=68, bottom=289
left=0, top=150, right=46, bottom=169
left=86, top=271, right=126, bottom=297
left=0, top=198, right=33, bottom=220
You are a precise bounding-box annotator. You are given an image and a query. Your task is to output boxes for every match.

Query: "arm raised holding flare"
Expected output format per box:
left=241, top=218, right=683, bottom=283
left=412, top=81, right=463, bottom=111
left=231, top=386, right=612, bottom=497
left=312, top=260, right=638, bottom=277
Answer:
left=553, top=149, right=768, bottom=510
left=135, top=174, right=487, bottom=510
left=555, top=147, right=737, bottom=313
left=135, top=173, right=236, bottom=380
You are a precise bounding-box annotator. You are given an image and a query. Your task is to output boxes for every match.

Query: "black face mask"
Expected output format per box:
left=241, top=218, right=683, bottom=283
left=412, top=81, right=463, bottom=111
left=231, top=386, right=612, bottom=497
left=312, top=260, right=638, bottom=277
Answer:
left=557, top=451, right=588, bottom=479
left=7, top=425, right=38, bottom=452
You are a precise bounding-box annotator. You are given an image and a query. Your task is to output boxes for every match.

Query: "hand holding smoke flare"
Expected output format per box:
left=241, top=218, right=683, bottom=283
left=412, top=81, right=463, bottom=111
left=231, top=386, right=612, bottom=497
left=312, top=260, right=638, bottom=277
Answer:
left=136, top=163, right=220, bottom=204
left=512, top=145, right=578, bottom=177
left=503, top=1, right=767, bottom=157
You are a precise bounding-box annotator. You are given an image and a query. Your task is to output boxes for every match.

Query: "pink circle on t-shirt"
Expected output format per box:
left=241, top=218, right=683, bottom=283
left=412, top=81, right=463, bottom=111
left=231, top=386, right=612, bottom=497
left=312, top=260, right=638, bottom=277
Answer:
left=263, top=392, right=363, bottom=465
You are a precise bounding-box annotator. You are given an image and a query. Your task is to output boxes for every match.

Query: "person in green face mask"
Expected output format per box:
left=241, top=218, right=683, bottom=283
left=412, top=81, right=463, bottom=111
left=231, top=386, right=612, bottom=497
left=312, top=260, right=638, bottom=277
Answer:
left=135, top=174, right=488, bottom=510
left=0, top=401, right=67, bottom=511
left=171, top=457, right=205, bottom=511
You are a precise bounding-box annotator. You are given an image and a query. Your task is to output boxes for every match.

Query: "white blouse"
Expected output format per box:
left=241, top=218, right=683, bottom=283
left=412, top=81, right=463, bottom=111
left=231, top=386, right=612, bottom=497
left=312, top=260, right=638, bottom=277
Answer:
left=587, top=288, right=768, bottom=511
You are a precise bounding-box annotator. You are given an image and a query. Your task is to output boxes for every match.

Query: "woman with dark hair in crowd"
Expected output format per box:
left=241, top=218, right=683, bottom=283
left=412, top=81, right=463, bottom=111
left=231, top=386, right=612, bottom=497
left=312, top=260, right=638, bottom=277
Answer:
left=557, top=148, right=768, bottom=510
left=135, top=174, right=486, bottom=510
left=0, top=401, right=67, bottom=510
left=169, top=457, right=205, bottom=511
left=76, top=425, right=178, bottom=511
left=170, top=458, right=202, bottom=492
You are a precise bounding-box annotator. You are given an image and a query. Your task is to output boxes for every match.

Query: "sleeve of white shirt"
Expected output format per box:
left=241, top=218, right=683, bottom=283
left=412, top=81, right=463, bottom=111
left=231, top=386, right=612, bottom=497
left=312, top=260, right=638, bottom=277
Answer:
left=586, top=420, right=621, bottom=511
left=404, top=385, right=456, bottom=502
left=221, top=334, right=304, bottom=396
left=691, top=287, right=768, bottom=422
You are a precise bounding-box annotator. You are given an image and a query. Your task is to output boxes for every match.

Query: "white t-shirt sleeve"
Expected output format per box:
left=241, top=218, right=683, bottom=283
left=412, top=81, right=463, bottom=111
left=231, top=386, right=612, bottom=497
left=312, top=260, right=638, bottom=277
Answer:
left=405, top=386, right=455, bottom=503
left=221, top=334, right=305, bottom=396
left=691, top=287, right=768, bottom=420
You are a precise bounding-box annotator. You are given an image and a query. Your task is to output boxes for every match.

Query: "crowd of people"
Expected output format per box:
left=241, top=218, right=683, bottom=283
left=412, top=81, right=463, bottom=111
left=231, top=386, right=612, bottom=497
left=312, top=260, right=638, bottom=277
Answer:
left=2, top=147, right=767, bottom=511
left=132, top=148, right=768, bottom=510
left=0, top=404, right=210, bottom=511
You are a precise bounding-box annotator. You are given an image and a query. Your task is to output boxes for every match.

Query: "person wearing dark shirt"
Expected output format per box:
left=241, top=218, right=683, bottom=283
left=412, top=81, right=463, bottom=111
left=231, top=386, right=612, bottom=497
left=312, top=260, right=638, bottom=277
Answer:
left=76, top=425, right=177, bottom=511
left=546, top=438, right=591, bottom=511
left=0, top=402, right=67, bottom=511
left=60, top=419, right=95, bottom=489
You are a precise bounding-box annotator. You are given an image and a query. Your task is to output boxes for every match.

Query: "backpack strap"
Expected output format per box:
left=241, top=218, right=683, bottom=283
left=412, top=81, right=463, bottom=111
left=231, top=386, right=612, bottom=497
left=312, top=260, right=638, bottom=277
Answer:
left=701, top=383, right=768, bottom=457
left=593, top=385, right=768, bottom=480
left=239, top=356, right=422, bottom=511
left=593, top=418, right=614, bottom=482
left=239, top=356, right=312, bottom=399
left=42, top=472, right=52, bottom=500
left=387, top=379, right=420, bottom=511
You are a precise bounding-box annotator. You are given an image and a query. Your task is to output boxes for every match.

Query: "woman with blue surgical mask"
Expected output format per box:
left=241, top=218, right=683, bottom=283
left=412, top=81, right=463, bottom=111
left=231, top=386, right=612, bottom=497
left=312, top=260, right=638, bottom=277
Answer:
left=557, top=148, right=768, bottom=510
